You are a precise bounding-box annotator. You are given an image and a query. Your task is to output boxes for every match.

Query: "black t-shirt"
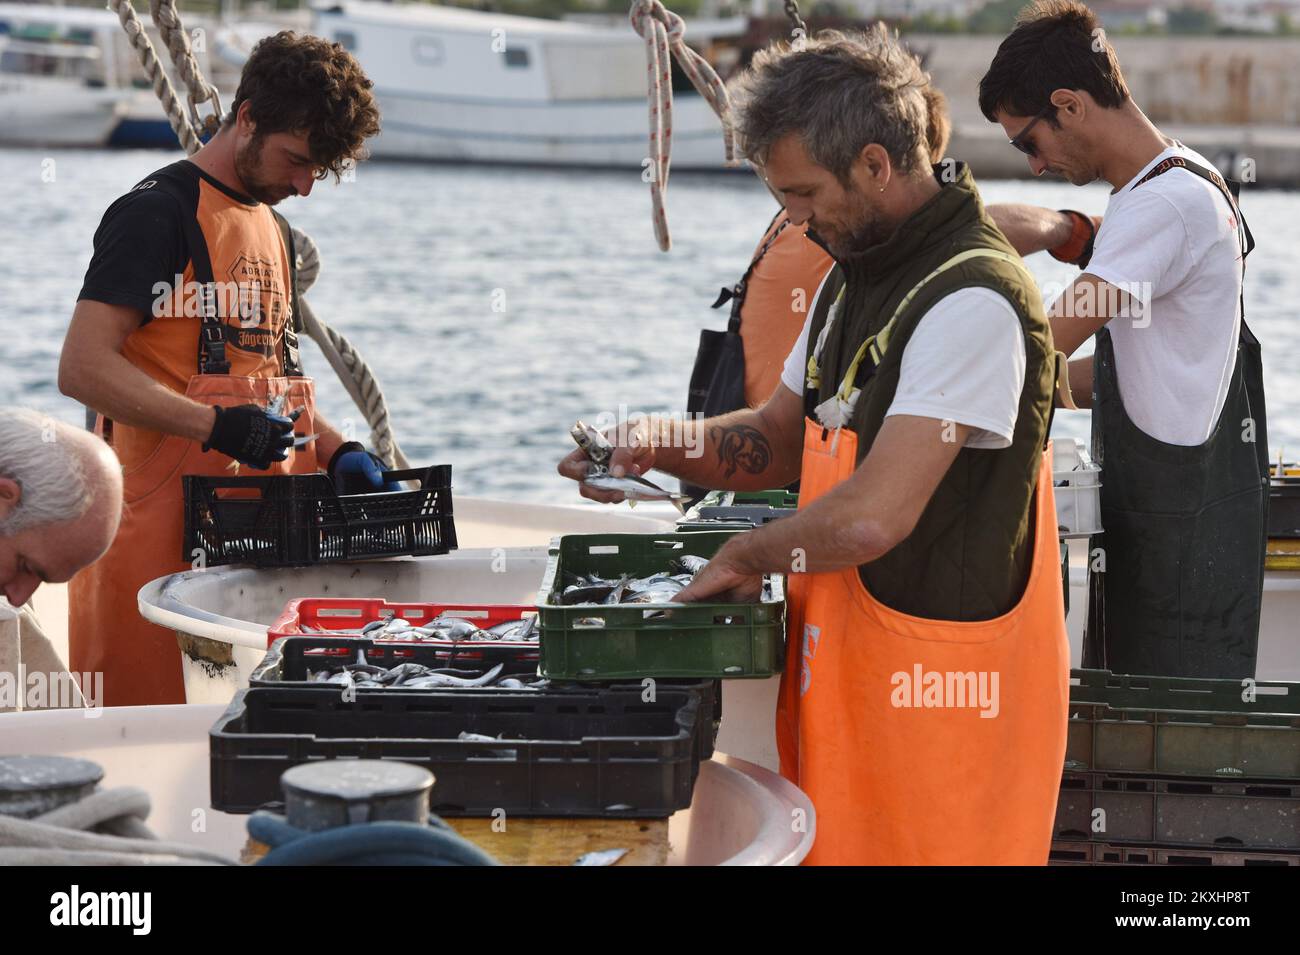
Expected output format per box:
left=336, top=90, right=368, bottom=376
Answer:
left=79, top=186, right=187, bottom=322
left=78, top=160, right=266, bottom=325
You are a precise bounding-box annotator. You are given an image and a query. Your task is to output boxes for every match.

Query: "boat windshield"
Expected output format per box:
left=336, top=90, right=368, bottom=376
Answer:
left=0, top=37, right=104, bottom=83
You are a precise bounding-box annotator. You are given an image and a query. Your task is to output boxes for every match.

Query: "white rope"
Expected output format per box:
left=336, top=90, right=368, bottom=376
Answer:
left=149, top=0, right=224, bottom=137
left=292, top=230, right=411, bottom=470
left=629, top=0, right=737, bottom=251
left=108, top=0, right=409, bottom=469
left=106, top=0, right=203, bottom=153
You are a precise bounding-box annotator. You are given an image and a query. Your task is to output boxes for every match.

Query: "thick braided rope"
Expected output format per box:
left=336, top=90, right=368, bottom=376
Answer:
left=150, top=0, right=224, bottom=135
left=629, top=0, right=736, bottom=251
left=107, top=0, right=203, bottom=153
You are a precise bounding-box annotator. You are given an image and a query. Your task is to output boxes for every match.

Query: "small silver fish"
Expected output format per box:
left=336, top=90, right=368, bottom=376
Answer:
left=582, top=473, right=689, bottom=514
left=458, top=731, right=517, bottom=759
left=398, top=662, right=505, bottom=689
left=672, top=555, right=710, bottom=576
left=573, top=848, right=629, bottom=867
left=430, top=614, right=488, bottom=641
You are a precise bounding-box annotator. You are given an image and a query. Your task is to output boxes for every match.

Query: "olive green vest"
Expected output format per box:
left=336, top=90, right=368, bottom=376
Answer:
left=803, top=164, right=1055, bottom=621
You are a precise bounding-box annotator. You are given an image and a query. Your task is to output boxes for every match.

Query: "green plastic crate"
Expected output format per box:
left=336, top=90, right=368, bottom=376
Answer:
left=1067, top=669, right=1300, bottom=779
left=727, top=490, right=800, bottom=509
left=1072, top=668, right=1300, bottom=712
left=677, top=489, right=799, bottom=532
left=538, top=532, right=786, bottom=681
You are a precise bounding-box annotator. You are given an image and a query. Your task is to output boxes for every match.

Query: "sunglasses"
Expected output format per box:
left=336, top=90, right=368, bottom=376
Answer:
left=1009, top=105, right=1056, bottom=158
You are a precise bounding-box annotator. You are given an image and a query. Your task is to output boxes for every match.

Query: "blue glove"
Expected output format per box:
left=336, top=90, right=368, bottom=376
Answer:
left=328, top=442, right=402, bottom=494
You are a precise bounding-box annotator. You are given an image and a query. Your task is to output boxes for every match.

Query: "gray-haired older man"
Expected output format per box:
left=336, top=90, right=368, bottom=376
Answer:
left=558, top=27, right=1070, bottom=864
left=0, top=408, right=123, bottom=608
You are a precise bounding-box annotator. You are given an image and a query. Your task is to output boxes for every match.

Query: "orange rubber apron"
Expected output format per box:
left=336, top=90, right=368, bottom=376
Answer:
left=69, top=376, right=319, bottom=706
left=775, top=422, right=1070, bottom=865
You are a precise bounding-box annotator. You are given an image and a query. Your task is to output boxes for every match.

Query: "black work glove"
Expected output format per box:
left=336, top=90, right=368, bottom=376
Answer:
left=203, top=404, right=295, bottom=469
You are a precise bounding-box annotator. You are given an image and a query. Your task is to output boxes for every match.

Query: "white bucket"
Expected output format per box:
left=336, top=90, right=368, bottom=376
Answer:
left=0, top=704, right=815, bottom=866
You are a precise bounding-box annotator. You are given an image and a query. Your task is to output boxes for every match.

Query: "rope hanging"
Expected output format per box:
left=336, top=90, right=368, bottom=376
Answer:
left=106, top=0, right=409, bottom=469
left=106, top=0, right=203, bottom=153
left=148, top=0, right=224, bottom=137
left=629, top=0, right=737, bottom=252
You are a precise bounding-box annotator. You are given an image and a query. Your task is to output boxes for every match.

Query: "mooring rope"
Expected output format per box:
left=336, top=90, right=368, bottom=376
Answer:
left=629, top=0, right=737, bottom=252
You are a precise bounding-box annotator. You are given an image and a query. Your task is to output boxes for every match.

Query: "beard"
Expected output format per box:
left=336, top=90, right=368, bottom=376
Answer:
left=820, top=191, right=891, bottom=260
left=233, top=134, right=289, bottom=205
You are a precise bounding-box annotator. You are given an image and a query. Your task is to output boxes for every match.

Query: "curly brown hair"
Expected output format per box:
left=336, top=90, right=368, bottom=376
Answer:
left=226, top=30, right=380, bottom=180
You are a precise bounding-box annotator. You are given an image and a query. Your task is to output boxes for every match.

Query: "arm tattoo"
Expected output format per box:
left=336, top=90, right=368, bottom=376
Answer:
left=710, top=424, right=773, bottom=478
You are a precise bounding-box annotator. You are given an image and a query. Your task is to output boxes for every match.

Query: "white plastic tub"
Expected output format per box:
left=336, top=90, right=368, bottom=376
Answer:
left=0, top=704, right=815, bottom=866
left=1053, top=439, right=1102, bottom=539
left=138, top=497, right=675, bottom=704
left=139, top=547, right=553, bottom=704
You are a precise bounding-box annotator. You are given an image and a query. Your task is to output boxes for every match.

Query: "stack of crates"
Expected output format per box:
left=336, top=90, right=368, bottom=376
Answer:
left=1052, top=669, right=1300, bottom=866
left=211, top=597, right=719, bottom=819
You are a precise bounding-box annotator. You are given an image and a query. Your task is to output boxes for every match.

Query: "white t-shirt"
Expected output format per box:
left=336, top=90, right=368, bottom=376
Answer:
left=780, top=281, right=1026, bottom=449
left=1082, top=144, right=1243, bottom=446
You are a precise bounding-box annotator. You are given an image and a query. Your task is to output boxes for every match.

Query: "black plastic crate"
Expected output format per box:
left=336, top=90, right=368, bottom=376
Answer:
left=249, top=636, right=718, bottom=763
left=1050, top=839, right=1300, bottom=866
left=1055, top=771, right=1300, bottom=850
left=210, top=683, right=702, bottom=817
left=183, top=465, right=456, bottom=567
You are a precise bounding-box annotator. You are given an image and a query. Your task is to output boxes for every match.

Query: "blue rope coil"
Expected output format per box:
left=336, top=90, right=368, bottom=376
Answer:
left=249, top=812, right=500, bottom=867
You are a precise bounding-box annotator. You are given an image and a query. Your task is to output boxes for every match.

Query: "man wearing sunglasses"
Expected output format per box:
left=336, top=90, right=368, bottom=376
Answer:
left=980, top=0, right=1269, bottom=679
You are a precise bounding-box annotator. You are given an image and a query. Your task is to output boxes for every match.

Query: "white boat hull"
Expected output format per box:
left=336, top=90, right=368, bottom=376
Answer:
left=0, top=76, right=126, bottom=147
left=370, top=90, right=735, bottom=169
left=313, top=2, right=738, bottom=170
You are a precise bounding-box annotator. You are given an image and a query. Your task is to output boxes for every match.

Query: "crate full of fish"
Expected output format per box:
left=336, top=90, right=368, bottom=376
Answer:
left=268, top=597, right=539, bottom=651
left=209, top=682, right=704, bottom=817
left=182, top=465, right=456, bottom=568
left=249, top=636, right=719, bottom=763
left=677, top=489, right=799, bottom=532
left=251, top=636, right=542, bottom=690
left=538, top=531, right=786, bottom=681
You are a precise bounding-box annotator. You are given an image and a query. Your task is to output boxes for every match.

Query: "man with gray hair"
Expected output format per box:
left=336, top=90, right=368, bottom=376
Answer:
left=559, top=27, right=1069, bottom=864
left=0, top=408, right=123, bottom=608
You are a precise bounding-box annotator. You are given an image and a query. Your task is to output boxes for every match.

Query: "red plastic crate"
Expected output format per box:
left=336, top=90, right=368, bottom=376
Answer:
left=267, top=598, right=539, bottom=649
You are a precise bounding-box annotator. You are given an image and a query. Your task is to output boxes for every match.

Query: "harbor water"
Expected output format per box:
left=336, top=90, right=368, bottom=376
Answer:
left=3, top=146, right=1298, bottom=500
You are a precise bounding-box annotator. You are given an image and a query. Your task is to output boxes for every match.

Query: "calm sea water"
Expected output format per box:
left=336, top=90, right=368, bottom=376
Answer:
left=3, top=147, right=1297, bottom=502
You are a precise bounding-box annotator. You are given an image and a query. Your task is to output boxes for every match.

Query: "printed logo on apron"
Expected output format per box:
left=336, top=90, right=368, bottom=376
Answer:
left=800, top=622, right=821, bottom=696
left=225, top=250, right=288, bottom=357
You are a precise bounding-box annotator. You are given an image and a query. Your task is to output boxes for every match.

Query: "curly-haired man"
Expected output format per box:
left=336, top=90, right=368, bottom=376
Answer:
left=58, top=32, right=382, bottom=705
